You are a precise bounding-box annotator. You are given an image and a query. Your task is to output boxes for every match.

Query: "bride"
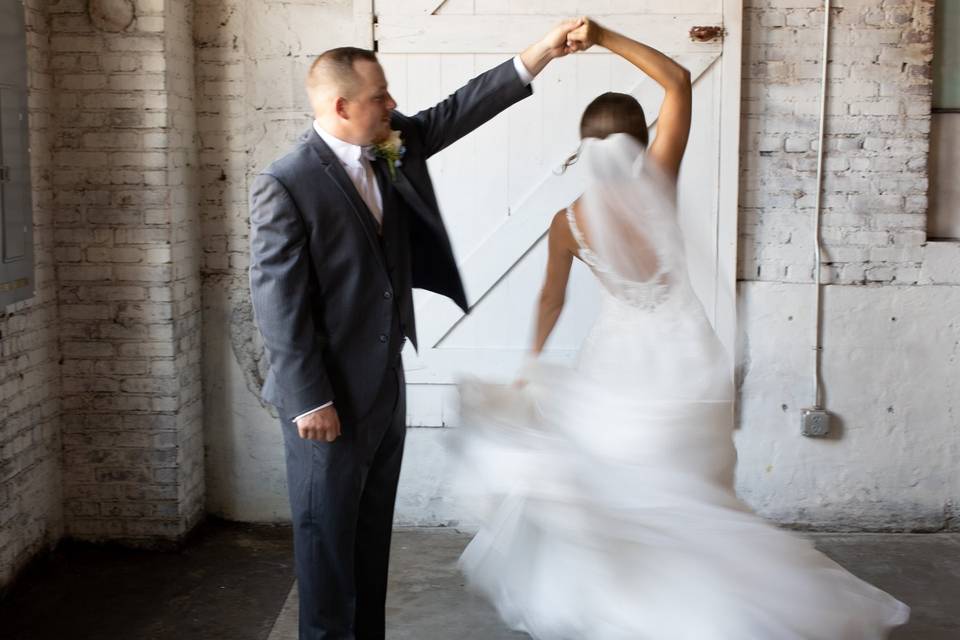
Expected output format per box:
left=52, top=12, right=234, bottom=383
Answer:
left=453, top=18, right=909, bottom=640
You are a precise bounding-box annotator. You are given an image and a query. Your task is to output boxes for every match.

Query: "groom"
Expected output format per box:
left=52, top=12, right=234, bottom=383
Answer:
left=249, top=19, right=585, bottom=640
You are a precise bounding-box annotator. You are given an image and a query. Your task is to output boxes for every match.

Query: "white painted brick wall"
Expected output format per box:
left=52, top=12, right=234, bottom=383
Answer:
left=740, top=0, right=935, bottom=284
left=0, top=0, right=63, bottom=591
left=47, top=0, right=203, bottom=546
left=732, top=0, right=957, bottom=531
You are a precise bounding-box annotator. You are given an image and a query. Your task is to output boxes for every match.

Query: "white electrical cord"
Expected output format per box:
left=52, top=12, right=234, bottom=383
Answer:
left=812, top=0, right=832, bottom=409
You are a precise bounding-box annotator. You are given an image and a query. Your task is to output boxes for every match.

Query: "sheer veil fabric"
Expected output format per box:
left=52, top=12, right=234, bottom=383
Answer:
left=452, top=134, right=909, bottom=639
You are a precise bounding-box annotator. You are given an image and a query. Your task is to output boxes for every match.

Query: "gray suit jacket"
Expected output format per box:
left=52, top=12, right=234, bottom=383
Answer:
left=249, top=58, right=532, bottom=423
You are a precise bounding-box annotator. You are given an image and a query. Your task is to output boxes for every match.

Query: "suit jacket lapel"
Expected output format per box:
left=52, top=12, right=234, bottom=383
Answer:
left=392, top=168, right=445, bottom=238
left=304, top=128, right=387, bottom=272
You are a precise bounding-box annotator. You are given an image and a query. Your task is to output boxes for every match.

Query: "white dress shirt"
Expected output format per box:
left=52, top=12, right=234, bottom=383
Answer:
left=312, top=122, right=384, bottom=227
left=294, top=55, right=534, bottom=424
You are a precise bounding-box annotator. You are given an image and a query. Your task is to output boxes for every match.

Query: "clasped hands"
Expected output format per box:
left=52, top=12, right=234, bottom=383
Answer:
left=521, top=16, right=606, bottom=75
left=543, top=16, right=604, bottom=57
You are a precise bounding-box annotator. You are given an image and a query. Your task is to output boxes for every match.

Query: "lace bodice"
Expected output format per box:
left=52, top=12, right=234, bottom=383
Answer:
left=565, top=206, right=672, bottom=310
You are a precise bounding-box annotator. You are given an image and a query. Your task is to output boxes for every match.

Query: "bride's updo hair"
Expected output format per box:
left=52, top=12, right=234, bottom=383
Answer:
left=561, top=92, right=648, bottom=172
left=580, top=92, right=648, bottom=146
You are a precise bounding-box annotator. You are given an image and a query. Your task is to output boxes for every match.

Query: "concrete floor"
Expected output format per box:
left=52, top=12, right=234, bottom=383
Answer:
left=276, top=529, right=960, bottom=640
left=2, top=521, right=958, bottom=639
left=0, top=520, right=295, bottom=640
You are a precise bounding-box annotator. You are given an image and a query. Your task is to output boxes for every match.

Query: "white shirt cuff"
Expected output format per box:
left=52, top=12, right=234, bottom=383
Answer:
left=513, top=55, right=534, bottom=86
left=294, top=401, right=333, bottom=423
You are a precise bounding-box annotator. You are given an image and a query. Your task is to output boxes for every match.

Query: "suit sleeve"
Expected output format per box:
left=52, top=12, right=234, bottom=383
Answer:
left=411, top=57, right=533, bottom=159
left=249, top=173, right=334, bottom=416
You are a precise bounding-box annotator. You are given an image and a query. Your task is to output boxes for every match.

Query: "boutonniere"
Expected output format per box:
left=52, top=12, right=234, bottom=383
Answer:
left=373, top=129, right=406, bottom=180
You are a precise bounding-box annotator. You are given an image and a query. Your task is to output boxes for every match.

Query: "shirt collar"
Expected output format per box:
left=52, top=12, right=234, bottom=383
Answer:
left=313, top=121, right=365, bottom=166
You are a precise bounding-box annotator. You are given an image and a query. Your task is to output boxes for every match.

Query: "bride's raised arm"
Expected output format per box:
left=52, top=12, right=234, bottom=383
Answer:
left=568, top=18, right=692, bottom=179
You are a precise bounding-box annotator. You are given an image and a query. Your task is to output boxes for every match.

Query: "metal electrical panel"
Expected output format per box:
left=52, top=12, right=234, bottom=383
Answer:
left=0, top=0, right=34, bottom=308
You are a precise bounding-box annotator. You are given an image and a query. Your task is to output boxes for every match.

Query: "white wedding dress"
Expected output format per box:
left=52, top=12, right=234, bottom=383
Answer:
left=454, top=135, right=909, bottom=640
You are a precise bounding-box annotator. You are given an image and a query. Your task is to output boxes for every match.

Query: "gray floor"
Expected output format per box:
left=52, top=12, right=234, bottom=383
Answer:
left=0, top=520, right=296, bottom=640
left=271, top=529, right=959, bottom=640
left=3, top=523, right=956, bottom=639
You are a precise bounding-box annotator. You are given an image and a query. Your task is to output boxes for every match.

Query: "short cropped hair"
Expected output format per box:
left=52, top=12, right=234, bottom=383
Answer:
left=306, top=47, right=379, bottom=98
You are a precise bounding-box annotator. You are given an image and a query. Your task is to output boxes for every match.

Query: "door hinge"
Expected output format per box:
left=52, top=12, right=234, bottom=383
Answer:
left=690, top=26, right=725, bottom=43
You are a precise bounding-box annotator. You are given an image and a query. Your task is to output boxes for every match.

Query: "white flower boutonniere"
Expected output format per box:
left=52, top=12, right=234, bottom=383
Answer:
left=374, top=130, right=406, bottom=181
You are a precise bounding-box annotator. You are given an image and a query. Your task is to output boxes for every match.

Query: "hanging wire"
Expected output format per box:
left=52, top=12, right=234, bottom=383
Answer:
left=811, top=0, right=832, bottom=408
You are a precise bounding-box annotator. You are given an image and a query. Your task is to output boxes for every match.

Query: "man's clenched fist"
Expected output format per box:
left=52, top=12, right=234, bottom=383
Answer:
left=296, top=404, right=341, bottom=442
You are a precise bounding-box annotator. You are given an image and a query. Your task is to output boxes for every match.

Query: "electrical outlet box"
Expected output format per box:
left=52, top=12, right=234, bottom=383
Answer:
left=801, top=408, right=830, bottom=437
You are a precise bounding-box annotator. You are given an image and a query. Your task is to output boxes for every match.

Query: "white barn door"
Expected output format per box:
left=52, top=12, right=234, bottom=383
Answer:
left=361, top=1, right=742, bottom=428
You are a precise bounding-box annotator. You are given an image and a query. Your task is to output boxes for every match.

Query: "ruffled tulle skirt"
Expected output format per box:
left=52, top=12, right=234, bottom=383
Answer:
left=453, top=361, right=909, bottom=640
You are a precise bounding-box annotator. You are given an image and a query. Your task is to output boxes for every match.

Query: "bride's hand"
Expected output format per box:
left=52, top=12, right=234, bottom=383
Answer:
left=514, top=353, right=539, bottom=389
left=567, top=16, right=604, bottom=51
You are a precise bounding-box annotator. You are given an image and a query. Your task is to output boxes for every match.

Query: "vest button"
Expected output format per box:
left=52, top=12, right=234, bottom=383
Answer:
left=379, top=334, right=388, bottom=343
left=383, top=290, right=392, bottom=299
